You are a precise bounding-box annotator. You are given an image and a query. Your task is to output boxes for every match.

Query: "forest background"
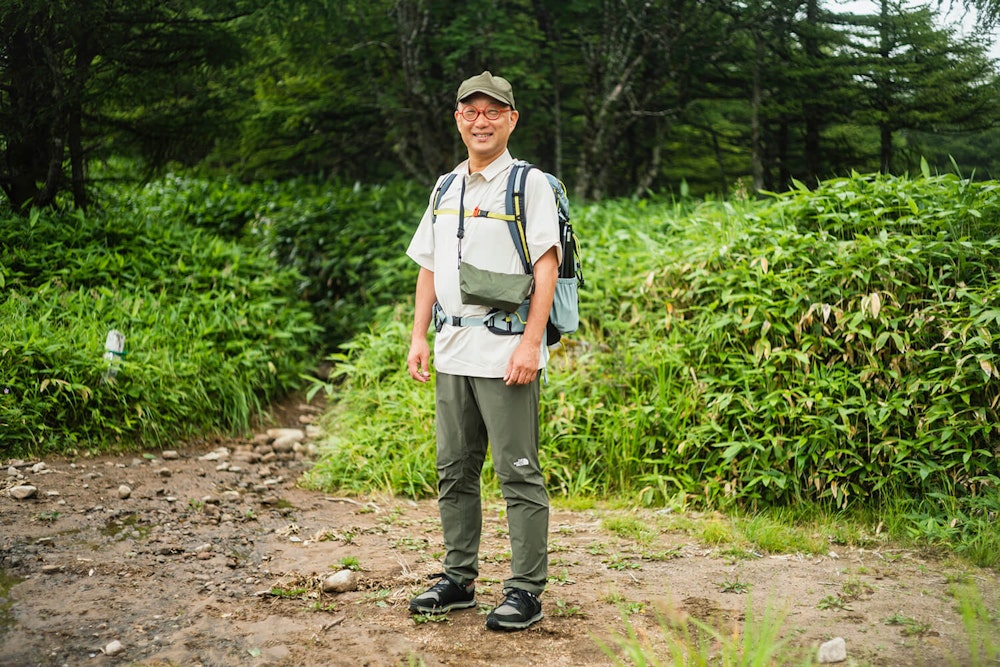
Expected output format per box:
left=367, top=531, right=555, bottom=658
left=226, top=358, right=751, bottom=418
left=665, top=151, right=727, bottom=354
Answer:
left=3, top=0, right=1000, bottom=574
left=4, top=0, right=1000, bottom=209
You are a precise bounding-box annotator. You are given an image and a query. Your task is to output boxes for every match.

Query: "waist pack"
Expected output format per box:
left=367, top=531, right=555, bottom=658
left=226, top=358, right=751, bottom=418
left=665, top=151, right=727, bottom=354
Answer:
left=432, top=160, right=583, bottom=344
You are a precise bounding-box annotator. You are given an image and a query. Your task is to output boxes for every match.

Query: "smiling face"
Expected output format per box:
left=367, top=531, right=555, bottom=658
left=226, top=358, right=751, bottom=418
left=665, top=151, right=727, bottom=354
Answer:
left=455, top=93, right=519, bottom=172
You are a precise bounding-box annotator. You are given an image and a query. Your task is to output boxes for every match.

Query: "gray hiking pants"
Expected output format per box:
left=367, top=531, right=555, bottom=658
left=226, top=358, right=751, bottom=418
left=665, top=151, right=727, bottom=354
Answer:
left=434, top=372, right=549, bottom=595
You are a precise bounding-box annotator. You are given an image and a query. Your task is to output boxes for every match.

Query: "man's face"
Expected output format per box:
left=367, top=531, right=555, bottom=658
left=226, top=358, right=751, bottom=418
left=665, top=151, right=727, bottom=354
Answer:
left=455, top=93, right=518, bottom=165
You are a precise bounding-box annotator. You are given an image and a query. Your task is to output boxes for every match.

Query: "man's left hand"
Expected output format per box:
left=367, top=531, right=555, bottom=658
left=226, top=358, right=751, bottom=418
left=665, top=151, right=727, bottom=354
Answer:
left=504, top=341, right=540, bottom=386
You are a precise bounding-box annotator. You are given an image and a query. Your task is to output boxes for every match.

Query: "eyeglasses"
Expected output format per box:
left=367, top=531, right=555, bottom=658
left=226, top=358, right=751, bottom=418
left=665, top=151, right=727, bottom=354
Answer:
left=459, top=106, right=511, bottom=122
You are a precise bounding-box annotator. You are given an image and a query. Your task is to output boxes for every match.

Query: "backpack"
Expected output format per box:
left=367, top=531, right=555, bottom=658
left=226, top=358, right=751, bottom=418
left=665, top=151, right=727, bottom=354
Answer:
left=432, top=160, right=582, bottom=345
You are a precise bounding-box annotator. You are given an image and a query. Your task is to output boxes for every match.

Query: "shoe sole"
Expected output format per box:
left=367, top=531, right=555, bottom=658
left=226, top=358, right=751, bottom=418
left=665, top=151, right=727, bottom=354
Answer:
left=485, top=610, right=543, bottom=631
left=408, top=599, right=477, bottom=615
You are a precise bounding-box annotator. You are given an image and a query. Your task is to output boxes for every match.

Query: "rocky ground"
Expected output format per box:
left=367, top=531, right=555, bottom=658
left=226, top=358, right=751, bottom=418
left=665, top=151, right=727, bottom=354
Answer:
left=2, top=399, right=999, bottom=667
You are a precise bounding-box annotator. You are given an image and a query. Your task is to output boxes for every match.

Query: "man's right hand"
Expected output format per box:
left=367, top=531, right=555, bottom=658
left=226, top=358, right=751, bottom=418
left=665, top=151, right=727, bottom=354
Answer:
left=407, top=339, right=432, bottom=383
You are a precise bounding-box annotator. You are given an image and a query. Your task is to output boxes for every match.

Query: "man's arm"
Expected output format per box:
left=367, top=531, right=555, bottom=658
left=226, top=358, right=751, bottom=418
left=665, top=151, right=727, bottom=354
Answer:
left=504, top=246, right=558, bottom=386
left=407, top=267, right=436, bottom=383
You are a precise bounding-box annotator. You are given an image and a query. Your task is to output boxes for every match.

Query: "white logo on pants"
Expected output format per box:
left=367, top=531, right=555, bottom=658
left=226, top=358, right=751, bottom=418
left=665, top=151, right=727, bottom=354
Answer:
left=513, top=458, right=529, bottom=467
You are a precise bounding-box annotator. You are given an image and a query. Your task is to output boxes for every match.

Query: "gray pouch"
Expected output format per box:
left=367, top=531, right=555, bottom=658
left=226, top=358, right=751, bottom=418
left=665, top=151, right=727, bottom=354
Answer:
left=459, top=262, right=533, bottom=312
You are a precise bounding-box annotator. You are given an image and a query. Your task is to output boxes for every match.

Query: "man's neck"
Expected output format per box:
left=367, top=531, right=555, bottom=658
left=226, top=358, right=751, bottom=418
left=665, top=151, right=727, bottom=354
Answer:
left=467, top=150, right=505, bottom=174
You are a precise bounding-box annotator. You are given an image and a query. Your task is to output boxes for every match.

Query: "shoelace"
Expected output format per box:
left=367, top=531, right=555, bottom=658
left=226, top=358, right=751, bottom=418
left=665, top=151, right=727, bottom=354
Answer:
left=500, top=588, right=534, bottom=610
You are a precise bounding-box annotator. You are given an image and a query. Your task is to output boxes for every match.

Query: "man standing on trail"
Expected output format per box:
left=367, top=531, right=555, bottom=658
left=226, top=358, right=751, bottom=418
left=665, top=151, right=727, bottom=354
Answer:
left=404, top=71, right=561, bottom=631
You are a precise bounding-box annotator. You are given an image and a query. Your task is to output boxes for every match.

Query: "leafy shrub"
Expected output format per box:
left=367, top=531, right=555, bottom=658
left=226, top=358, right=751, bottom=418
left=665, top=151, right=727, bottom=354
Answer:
left=653, top=174, right=1000, bottom=509
left=307, top=172, right=1000, bottom=522
left=107, top=173, right=428, bottom=348
left=129, top=173, right=270, bottom=240
left=0, top=200, right=319, bottom=455
left=257, top=178, right=427, bottom=346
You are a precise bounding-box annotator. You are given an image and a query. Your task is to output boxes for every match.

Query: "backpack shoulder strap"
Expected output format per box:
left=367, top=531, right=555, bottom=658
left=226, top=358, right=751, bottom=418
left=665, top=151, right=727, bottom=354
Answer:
left=432, top=173, right=459, bottom=221
left=506, top=161, right=533, bottom=274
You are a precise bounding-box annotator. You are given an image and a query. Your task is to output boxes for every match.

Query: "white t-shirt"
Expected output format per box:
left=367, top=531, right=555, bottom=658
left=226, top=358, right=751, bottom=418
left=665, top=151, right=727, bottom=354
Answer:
left=406, top=151, right=561, bottom=378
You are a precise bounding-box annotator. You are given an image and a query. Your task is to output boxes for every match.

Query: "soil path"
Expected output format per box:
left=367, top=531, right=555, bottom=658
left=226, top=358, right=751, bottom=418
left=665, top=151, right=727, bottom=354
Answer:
left=2, top=400, right=997, bottom=667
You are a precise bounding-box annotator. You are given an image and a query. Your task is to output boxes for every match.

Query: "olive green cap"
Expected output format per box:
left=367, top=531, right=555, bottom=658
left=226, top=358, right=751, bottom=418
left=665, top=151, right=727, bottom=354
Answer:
left=456, top=71, right=515, bottom=109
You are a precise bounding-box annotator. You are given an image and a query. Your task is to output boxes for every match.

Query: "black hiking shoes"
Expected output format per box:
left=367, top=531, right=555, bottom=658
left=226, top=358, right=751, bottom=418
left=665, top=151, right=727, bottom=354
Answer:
left=485, top=588, right=543, bottom=631
left=408, top=573, right=476, bottom=614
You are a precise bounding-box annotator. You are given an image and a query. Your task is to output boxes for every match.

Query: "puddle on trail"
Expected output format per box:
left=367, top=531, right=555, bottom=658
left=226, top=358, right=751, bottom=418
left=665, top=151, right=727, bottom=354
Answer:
left=100, top=513, right=150, bottom=541
left=0, top=568, right=22, bottom=637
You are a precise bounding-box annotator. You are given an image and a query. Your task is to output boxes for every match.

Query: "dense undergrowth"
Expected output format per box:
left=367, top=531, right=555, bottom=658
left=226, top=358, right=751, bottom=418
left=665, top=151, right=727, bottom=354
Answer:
left=3, top=169, right=999, bottom=565
left=0, top=183, right=315, bottom=454
left=304, top=170, right=1000, bottom=566
left=1, top=173, right=426, bottom=455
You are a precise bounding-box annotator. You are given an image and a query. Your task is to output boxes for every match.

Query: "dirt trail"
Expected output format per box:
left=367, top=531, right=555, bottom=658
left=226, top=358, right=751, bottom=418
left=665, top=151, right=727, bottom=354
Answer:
left=2, top=400, right=997, bottom=667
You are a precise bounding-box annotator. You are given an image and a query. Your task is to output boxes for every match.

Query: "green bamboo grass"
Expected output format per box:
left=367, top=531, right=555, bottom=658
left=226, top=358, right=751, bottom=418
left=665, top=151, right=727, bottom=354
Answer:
left=1, top=191, right=319, bottom=455
left=307, top=171, right=1000, bottom=566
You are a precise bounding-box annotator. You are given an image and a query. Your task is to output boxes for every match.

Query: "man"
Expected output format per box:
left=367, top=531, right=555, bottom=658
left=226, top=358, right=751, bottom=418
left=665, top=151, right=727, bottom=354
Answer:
left=404, top=71, right=560, bottom=631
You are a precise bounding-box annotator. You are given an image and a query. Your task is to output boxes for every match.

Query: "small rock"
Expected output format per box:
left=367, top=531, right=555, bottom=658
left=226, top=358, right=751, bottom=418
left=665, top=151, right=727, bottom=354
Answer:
left=236, top=451, right=259, bottom=464
left=196, top=551, right=213, bottom=560
left=31, top=462, right=47, bottom=474
left=41, top=564, right=61, bottom=574
left=8, top=485, right=37, bottom=500
left=818, top=637, right=847, bottom=664
left=161, top=450, right=180, bottom=460
left=103, top=640, right=125, bottom=656
left=118, top=485, right=132, bottom=499
left=6, top=466, right=19, bottom=477
left=267, top=427, right=305, bottom=441
left=271, top=435, right=298, bottom=453
left=157, top=468, right=172, bottom=478
left=322, top=569, right=358, bottom=594
left=155, top=545, right=183, bottom=556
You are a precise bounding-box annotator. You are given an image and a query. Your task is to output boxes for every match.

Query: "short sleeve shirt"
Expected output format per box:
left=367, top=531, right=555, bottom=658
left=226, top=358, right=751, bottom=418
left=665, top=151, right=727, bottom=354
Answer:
left=406, top=151, right=561, bottom=378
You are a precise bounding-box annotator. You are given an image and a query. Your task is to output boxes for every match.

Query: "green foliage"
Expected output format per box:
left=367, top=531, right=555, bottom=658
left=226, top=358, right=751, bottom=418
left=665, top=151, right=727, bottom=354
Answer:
left=307, top=171, right=1000, bottom=561
left=0, top=185, right=319, bottom=455
left=106, top=172, right=427, bottom=348
left=301, top=316, right=437, bottom=498
left=259, top=178, right=427, bottom=347
left=598, top=598, right=807, bottom=667
left=954, top=583, right=1000, bottom=664
left=0, top=0, right=245, bottom=209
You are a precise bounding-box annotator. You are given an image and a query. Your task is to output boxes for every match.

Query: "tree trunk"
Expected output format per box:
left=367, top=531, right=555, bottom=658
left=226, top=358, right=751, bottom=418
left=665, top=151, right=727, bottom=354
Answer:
left=750, top=31, right=765, bottom=193
left=1, top=26, right=60, bottom=210
left=880, top=123, right=893, bottom=173
left=803, top=0, right=822, bottom=185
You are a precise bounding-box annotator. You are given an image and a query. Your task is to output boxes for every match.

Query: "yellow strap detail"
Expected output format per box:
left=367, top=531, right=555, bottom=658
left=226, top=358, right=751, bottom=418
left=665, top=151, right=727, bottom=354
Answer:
left=484, top=211, right=516, bottom=221
left=433, top=209, right=516, bottom=221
